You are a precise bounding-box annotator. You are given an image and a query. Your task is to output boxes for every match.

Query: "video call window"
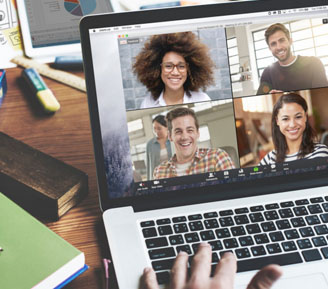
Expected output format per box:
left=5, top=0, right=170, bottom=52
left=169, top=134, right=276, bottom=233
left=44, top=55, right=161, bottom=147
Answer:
left=117, top=29, right=233, bottom=110
left=253, top=19, right=328, bottom=78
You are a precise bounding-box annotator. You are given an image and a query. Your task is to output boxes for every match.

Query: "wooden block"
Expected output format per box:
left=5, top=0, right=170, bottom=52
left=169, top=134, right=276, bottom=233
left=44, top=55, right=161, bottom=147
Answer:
left=0, top=132, right=88, bottom=220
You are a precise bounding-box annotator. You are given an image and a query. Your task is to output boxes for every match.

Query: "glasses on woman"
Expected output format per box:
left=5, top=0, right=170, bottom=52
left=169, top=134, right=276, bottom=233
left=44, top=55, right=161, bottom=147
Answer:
left=161, top=62, right=188, bottom=73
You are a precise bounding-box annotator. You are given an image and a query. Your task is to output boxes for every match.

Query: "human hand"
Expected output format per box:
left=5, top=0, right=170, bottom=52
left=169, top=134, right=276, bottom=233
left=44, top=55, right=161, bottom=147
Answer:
left=141, top=243, right=282, bottom=289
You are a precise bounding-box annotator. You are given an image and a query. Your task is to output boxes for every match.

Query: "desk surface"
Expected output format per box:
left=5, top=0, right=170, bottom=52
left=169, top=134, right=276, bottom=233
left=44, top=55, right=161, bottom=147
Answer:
left=0, top=67, right=116, bottom=289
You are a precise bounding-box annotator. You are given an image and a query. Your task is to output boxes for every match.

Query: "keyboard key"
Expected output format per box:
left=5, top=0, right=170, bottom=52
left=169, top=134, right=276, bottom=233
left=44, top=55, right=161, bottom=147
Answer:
left=146, top=237, right=169, bottom=248
left=251, top=245, right=266, bottom=256
left=266, top=243, right=282, bottom=254
left=231, top=226, right=246, bottom=236
left=189, top=221, right=204, bottom=231
left=223, top=238, right=239, bottom=249
left=204, top=219, right=219, bottom=229
left=143, top=227, right=157, bottom=238
left=254, top=233, right=269, bottom=244
left=169, top=235, right=184, bottom=246
left=280, top=201, right=294, bottom=208
left=157, top=218, right=171, bottom=225
left=250, top=205, right=264, bottom=212
left=234, top=215, right=249, bottom=225
left=308, top=204, right=323, bottom=214
left=185, top=233, right=200, bottom=243
left=297, top=239, right=312, bottom=250
left=282, top=241, right=297, bottom=252
left=236, top=252, right=302, bottom=273
left=305, top=215, right=320, bottom=225
left=235, top=208, right=249, bottom=214
left=310, top=197, right=324, bottom=203
left=295, top=199, right=309, bottom=206
left=312, top=236, right=327, bottom=247
left=261, top=221, right=276, bottom=232
left=278, top=208, right=294, bottom=218
left=314, top=224, right=328, bottom=235
left=321, top=247, right=328, bottom=259
left=235, top=248, right=251, bottom=259
left=204, top=212, right=218, bottom=219
left=173, top=223, right=188, bottom=233
left=212, top=252, right=219, bottom=263
left=284, top=229, right=300, bottom=240
left=269, top=231, right=284, bottom=242
left=299, top=227, right=315, bottom=237
left=219, top=210, right=234, bottom=216
left=219, top=217, right=234, bottom=227
left=246, top=224, right=261, bottom=234
left=200, top=230, right=216, bottom=241
left=172, top=216, right=187, bottom=223
left=264, top=210, right=279, bottom=221
left=158, top=225, right=173, bottom=236
left=216, top=228, right=231, bottom=238
left=322, top=203, right=328, bottom=212
left=149, top=247, right=175, bottom=260
left=188, top=214, right=202, bottom=221
left=276, top=219, right=291, bottom=230
left=320, top=213, right=328, bottom=223
left=290, top=217, right=306, bottom=228
left=209, top=240, right=223, bottom=251
left=302, top=249, right=322, bottom=262
left=249, top=213, right=264, bottom=223
left=141, top=220, right=155, bottom=227
left=293, top=206, right=308, bottom=216
left=265, top=203, right=279, bottom=210
left=156, top=271, right=170, bottom=285
left=176, top=245, right=192, bottom=255
left=152, top=258, right=175, bottom=271
left=239, top=236, right=254, bottom=247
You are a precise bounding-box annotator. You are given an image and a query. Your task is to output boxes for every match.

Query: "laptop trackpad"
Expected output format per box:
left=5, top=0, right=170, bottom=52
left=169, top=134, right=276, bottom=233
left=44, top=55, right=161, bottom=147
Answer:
left=237, top=273, right=328, bottom=289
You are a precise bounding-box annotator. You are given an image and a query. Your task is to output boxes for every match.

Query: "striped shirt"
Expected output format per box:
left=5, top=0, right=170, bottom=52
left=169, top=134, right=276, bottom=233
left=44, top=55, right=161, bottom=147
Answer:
left=153, top=148, right=235, bottom=179
left=260, top=143, right=328, bottom=165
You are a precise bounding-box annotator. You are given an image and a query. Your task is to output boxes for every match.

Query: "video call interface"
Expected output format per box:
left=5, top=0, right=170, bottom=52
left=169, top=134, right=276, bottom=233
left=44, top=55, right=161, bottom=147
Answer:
left=93, top=7, right=328, bottom=198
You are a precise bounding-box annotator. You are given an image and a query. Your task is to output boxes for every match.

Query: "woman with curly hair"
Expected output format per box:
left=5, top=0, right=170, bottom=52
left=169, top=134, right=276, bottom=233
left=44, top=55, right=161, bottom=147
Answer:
left=133, top=32, right=214, bottom=108
left=260, top=93, right=328, bottom=165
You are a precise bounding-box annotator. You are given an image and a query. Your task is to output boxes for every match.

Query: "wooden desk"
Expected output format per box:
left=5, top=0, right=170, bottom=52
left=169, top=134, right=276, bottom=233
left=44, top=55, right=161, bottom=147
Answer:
left=0, top=67, right=117, bottom=289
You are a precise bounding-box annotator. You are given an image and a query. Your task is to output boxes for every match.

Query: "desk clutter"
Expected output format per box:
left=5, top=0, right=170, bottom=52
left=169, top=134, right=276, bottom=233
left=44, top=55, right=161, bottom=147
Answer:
left=0, top=192, right=87, bottom=289
left=0, top=132, right=88, bottom=220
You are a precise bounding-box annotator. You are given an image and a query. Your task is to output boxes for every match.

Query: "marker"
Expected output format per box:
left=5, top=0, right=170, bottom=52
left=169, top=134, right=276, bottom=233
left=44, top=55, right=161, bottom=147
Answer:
left=51, top=56, right=84, bottom=70
left=22, top=68, right=60, bottom=113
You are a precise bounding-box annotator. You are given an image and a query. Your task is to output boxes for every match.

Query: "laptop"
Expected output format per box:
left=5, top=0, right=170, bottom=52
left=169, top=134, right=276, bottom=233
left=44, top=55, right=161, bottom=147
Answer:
left=79, top=0, right=328, bottom=288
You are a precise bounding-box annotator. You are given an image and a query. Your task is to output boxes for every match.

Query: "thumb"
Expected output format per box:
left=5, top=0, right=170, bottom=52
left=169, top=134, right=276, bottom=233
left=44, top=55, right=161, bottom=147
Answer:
left=247, top=265, right=282, bottom=289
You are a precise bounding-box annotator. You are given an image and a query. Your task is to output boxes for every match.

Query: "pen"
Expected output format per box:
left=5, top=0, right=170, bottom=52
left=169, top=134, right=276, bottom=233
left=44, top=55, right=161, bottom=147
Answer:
left=22, top=68, right=60, bottom=113
left=0, top=69, right=7, bottom=107
left=103, top=258, right=111, bottom=289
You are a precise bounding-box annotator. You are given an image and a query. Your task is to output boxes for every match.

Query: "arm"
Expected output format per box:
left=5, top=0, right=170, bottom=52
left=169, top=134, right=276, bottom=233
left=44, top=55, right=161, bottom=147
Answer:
left=312, top=57, right=328, bottom=88
left=257, top=68, right=273, bottom=95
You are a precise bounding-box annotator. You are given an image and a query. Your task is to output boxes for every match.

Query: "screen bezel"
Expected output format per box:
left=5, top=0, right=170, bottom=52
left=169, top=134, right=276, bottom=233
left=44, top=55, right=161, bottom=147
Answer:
left=80, top=0, right=328, bottom=212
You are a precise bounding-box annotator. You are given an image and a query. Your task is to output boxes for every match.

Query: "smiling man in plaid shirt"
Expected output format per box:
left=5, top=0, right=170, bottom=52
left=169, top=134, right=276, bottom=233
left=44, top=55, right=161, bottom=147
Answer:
left=153, top=107, right=235, bottom=179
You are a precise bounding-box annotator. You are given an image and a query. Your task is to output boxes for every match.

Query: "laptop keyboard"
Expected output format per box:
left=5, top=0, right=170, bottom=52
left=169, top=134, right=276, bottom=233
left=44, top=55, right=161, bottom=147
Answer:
left=139, top=196, right=328, bottom=284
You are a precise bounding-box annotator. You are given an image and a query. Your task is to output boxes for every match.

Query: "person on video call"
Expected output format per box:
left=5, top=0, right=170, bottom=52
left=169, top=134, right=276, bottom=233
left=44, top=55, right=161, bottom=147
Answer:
left=260, top=93, right=328, bottom=165
left=257, top=23, right=328, bottom=95
left=133, top=32, right=215, bottom=108
left=140, top=244, right=282, bottom=289
left=146, top=115, right=173, bottom=180
left=153, top=107, right=235, bottom=179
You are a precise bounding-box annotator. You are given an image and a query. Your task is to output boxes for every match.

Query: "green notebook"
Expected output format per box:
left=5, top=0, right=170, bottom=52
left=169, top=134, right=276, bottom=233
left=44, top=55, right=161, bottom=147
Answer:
left=0, top=193, right=85, bottom=289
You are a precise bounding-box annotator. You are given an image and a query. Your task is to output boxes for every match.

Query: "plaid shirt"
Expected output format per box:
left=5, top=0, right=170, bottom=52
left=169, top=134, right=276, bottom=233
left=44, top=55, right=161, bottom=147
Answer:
left=153, top=148, right=235, bottom=179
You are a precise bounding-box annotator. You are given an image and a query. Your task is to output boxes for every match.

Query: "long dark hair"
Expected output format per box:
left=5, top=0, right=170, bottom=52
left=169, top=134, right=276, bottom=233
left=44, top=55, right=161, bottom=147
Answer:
left=272, top=93, right=316, bottom=162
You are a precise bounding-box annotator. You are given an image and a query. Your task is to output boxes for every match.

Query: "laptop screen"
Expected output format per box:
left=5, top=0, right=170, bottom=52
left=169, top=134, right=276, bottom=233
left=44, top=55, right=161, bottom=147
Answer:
left=83, top=0, right=328, bottom=207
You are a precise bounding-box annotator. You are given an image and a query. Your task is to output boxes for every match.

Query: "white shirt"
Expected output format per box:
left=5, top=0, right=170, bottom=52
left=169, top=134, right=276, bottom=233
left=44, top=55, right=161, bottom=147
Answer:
left=140, top=90, right=211, bottom=109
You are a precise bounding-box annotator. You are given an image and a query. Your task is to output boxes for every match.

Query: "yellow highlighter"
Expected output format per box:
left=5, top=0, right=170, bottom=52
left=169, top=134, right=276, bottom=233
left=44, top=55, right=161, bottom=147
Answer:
left=22, top=68, right=60, bottom=113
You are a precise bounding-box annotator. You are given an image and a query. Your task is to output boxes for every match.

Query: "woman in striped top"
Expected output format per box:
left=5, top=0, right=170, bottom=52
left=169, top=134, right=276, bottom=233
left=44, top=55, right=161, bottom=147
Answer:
left=260, top=93, right=328, bottom=165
